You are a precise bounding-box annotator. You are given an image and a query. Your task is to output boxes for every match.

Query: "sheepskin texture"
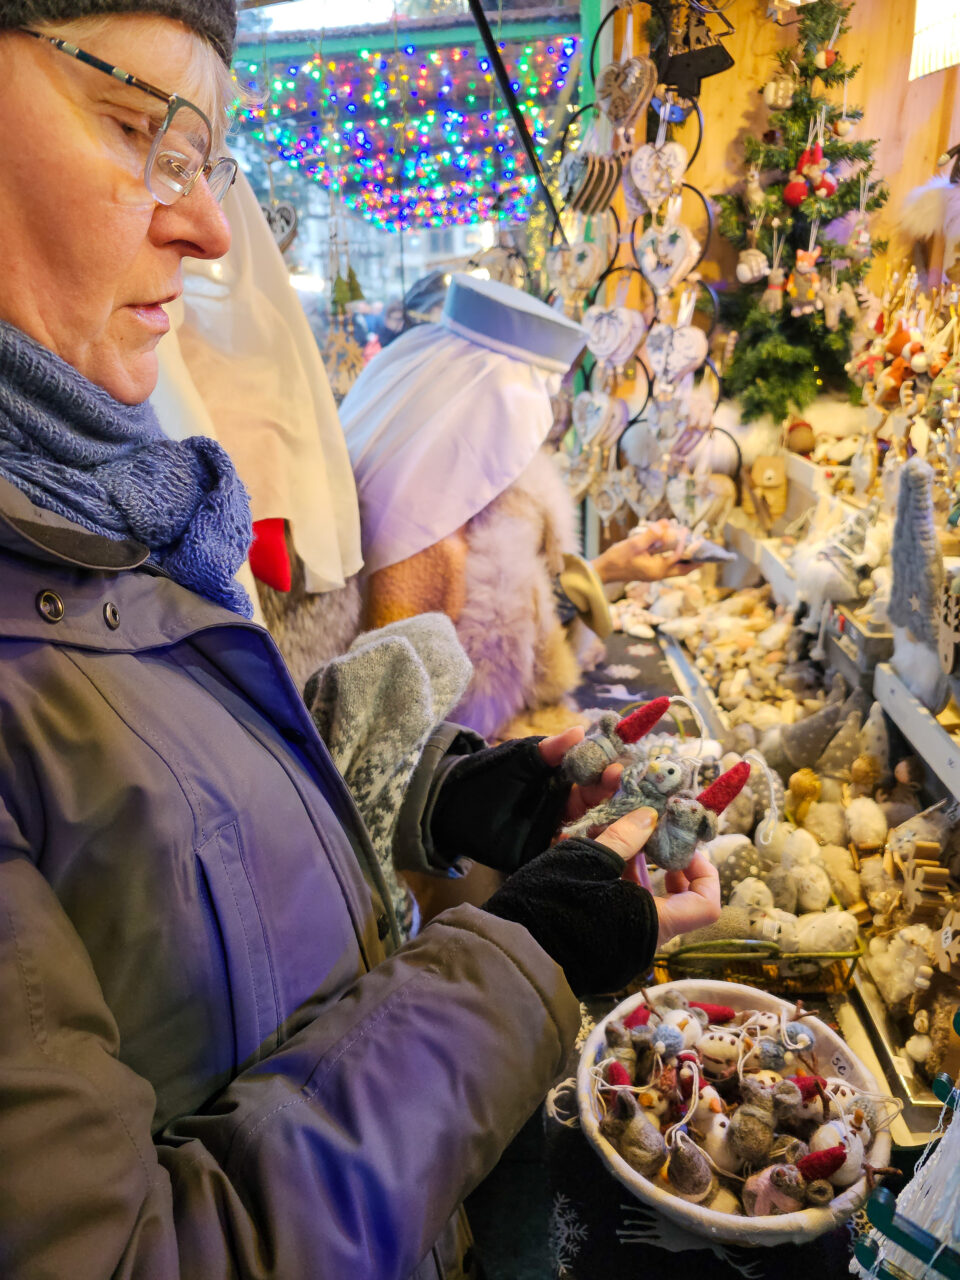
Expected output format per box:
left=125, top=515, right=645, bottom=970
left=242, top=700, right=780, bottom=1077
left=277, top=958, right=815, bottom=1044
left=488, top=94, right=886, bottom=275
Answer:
left=451, top=448, right=581, bottom=740
left=365, top=532, right=469, bottom=627
left=900, top=177, right=960, bottom=278
left=256, top=525, right=363, bottom=690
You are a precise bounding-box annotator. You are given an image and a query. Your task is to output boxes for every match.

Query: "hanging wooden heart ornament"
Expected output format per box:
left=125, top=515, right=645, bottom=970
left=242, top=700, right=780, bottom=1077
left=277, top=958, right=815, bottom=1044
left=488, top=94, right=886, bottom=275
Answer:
left=596, top=55, right=657, bottom=130
left=628, top=141, right=687, bottom=215
left=645, top=322, right=709, bottom=383
left=260, top=202, right=298, bottom=252
left=635, top=223, right=700, bottom=295
left=573, top=390, right=616, bottom=444
left=622, top=465, right=667, bottom=520
left=546, top=242, right=604, bottom=297
left=666, top=471, right=716, bottom=528
left=566, top=449, right=602, bottom=504
left=582, top=305, right=647, bottom=368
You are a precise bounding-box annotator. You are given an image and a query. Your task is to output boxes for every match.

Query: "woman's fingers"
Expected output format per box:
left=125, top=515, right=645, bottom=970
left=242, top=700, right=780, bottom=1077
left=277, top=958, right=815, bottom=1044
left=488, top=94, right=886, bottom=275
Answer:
left=594, top=806, right=658, bottom=862
left=537, top=725, right=584, bottom=768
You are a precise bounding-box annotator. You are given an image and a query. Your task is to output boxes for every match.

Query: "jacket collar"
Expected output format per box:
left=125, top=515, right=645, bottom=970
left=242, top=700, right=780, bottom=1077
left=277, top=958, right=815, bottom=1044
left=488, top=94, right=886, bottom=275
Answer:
left=0, top=475, right=149, bottom=571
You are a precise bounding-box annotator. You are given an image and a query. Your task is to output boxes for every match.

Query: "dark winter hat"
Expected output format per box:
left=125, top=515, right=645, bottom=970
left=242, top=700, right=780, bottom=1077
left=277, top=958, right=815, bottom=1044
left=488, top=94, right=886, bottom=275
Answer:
left=1, top=0, right=237, bottom=64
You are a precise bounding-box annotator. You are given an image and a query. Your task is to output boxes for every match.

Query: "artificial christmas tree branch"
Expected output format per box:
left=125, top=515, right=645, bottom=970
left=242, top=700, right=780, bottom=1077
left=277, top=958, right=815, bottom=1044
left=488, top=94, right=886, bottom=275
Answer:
left=715, top=0, right=887, bottom=422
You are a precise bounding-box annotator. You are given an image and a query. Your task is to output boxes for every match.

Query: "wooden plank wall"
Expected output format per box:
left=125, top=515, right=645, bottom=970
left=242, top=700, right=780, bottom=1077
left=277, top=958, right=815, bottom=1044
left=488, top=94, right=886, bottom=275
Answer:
left=614, top=0, right=960, bottom=284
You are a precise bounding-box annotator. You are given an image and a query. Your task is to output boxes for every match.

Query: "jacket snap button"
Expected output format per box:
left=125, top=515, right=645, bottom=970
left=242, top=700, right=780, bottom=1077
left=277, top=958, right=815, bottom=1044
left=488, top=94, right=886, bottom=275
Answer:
left=36, top=590, right=65, bottom=623
left=103, top=602, right=121, bottom=630
left=376, top=913, right=391, bottom=941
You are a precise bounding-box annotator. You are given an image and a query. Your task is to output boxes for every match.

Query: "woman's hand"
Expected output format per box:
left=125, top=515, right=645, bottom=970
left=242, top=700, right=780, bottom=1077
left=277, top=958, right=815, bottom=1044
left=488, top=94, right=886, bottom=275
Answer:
left=608, top=822, right=721, bottom=948
left=593, top=521, right=700, bottom=584
left=537, top=725, right=622, bottom=824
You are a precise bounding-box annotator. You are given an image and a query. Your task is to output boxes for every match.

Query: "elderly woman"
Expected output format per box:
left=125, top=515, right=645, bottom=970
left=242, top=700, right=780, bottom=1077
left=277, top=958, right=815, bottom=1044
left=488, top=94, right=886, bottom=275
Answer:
left=0, top=6, right=720, bottom=1279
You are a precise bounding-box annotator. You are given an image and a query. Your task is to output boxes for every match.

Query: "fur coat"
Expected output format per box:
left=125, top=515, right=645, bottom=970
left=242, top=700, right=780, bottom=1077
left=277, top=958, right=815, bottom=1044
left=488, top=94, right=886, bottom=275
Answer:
left=364, top=448, right=584, bottom=742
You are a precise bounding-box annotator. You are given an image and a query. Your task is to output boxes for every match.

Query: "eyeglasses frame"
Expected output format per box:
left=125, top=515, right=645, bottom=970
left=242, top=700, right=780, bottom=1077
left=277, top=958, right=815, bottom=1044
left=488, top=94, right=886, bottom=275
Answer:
left=21, top=28, right=237, bottom=204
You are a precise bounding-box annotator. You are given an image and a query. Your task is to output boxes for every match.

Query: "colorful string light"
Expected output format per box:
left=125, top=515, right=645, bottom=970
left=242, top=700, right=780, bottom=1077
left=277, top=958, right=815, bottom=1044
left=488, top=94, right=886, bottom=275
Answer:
left=231, top=35, right=578, bottom=230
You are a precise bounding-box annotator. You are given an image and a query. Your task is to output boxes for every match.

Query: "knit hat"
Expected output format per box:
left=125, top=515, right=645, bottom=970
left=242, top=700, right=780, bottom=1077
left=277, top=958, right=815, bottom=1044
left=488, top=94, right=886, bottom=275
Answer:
left=3, top=0, right=237, bottom=63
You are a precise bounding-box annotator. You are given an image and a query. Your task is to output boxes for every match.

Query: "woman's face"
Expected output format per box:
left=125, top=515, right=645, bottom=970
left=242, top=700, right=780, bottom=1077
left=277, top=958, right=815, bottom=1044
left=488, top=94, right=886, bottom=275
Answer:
left=0, top=17, right=231, bottom=403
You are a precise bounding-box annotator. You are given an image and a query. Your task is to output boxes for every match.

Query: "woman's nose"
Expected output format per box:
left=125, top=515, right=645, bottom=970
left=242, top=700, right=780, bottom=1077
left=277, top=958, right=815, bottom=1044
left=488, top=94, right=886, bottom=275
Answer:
left=149, top=175, right=231, bottom=261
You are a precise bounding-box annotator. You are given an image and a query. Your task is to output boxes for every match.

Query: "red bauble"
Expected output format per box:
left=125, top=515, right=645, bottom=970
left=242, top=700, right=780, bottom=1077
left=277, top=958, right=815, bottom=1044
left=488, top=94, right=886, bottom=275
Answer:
left=783, top=177, right=809, bottom=208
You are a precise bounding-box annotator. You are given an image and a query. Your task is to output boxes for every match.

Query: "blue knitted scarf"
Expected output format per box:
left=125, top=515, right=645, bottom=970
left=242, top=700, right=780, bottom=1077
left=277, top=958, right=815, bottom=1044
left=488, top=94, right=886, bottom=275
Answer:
left=0, top=321, right=253, bottom=617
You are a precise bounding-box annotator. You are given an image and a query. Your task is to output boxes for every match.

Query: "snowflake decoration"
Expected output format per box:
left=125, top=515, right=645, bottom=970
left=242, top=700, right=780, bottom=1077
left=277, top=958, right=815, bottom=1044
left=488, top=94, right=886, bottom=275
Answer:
left=627, top=642, right=658, bottom=658
left=550, top=1192, right=589, bottom=1276
left=604, top=662, right=642, bottom=680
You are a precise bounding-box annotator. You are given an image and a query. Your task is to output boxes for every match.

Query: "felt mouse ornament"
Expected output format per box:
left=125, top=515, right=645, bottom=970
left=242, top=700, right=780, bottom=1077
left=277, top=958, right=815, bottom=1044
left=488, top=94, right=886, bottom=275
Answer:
left=600, top=1090, right=668, bottom=1179
left=742, top=1164, right=807, bottom=1217
left=605, top=1021, right=638, bottom=1078
left=563, top=756, right=690, bottom=842
left=643, top=763, right=753, bottom=873
left=562, top=698, right=671, bottom=785
left=729, top=1077, right=803, bottom=1165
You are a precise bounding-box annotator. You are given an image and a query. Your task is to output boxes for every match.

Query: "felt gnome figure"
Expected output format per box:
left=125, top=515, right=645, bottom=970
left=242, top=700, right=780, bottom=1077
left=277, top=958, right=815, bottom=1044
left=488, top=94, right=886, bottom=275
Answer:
left=888, top=457, right=950, bottom=712
left=562, top=698, right=670, bottom=785
left=667, top=1135, right=717, bottom=1203
left=562, top=756, right=689, bottom=840
left=816, top=711, right=864, bottom=802
left=760, top=701, right=844, bottom=784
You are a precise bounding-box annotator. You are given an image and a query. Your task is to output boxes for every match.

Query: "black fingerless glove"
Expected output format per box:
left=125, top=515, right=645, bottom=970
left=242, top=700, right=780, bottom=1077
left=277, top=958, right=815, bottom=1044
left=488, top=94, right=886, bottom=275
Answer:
left=482, top=838, right=659, bottom=997
left=430, top=737, right=571, bottom=875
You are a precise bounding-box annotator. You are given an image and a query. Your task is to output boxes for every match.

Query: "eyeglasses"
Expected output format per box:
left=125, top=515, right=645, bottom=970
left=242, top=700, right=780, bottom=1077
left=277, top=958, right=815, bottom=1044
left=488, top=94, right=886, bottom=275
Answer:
left=22, top=28, right=238, bottom=206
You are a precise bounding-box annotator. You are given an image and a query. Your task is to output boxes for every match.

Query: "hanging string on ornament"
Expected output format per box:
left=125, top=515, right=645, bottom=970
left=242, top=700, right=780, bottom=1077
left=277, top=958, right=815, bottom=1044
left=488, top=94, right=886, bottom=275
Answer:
left=811, top=109, right=837, bottom=199
left=849, top=172, right=873, bottom=263
left=833, top=75, right=852, bottom=137
left=814, top=17, right=842, bottom=70
left=737, top=210, right=770, bottom=283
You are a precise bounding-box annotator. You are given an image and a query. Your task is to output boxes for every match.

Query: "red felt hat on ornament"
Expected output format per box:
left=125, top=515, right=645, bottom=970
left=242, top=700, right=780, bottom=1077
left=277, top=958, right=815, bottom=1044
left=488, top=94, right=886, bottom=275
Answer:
left=616, top=698, right=671, bottom=744
left=696, top=762, right=752, bottom=815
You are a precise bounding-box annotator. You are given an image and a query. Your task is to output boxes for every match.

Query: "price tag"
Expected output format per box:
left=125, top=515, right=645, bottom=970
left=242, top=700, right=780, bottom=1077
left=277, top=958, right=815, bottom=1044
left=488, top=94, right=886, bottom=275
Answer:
left=830, top=1052, right=849, bottom=1077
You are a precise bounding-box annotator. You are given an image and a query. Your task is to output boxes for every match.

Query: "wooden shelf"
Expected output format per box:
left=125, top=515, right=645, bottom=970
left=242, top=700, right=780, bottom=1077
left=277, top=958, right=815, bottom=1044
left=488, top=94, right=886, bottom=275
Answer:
left=874, top=663, right=960, bottom=804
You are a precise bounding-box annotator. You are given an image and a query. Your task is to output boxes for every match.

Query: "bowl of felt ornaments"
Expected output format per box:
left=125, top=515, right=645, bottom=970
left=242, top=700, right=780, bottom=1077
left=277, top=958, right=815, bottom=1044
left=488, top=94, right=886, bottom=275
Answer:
left=577, top=979, right=897, bottom=1245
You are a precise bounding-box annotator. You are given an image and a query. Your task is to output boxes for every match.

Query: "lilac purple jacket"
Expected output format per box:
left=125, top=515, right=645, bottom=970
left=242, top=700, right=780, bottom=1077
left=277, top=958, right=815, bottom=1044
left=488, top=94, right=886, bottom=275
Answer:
left=0, top=474, right=579, bottom=1279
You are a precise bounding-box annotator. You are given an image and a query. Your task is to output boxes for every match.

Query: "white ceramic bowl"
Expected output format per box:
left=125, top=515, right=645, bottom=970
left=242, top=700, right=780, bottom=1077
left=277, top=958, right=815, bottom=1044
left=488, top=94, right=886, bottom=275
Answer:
left=577, top=978, right=891, bottom=1246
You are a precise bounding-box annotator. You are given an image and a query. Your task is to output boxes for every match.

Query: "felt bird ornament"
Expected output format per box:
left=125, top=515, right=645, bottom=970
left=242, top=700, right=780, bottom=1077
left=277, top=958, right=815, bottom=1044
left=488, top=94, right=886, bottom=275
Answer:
left=562, top=698, right=671, bottom=785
